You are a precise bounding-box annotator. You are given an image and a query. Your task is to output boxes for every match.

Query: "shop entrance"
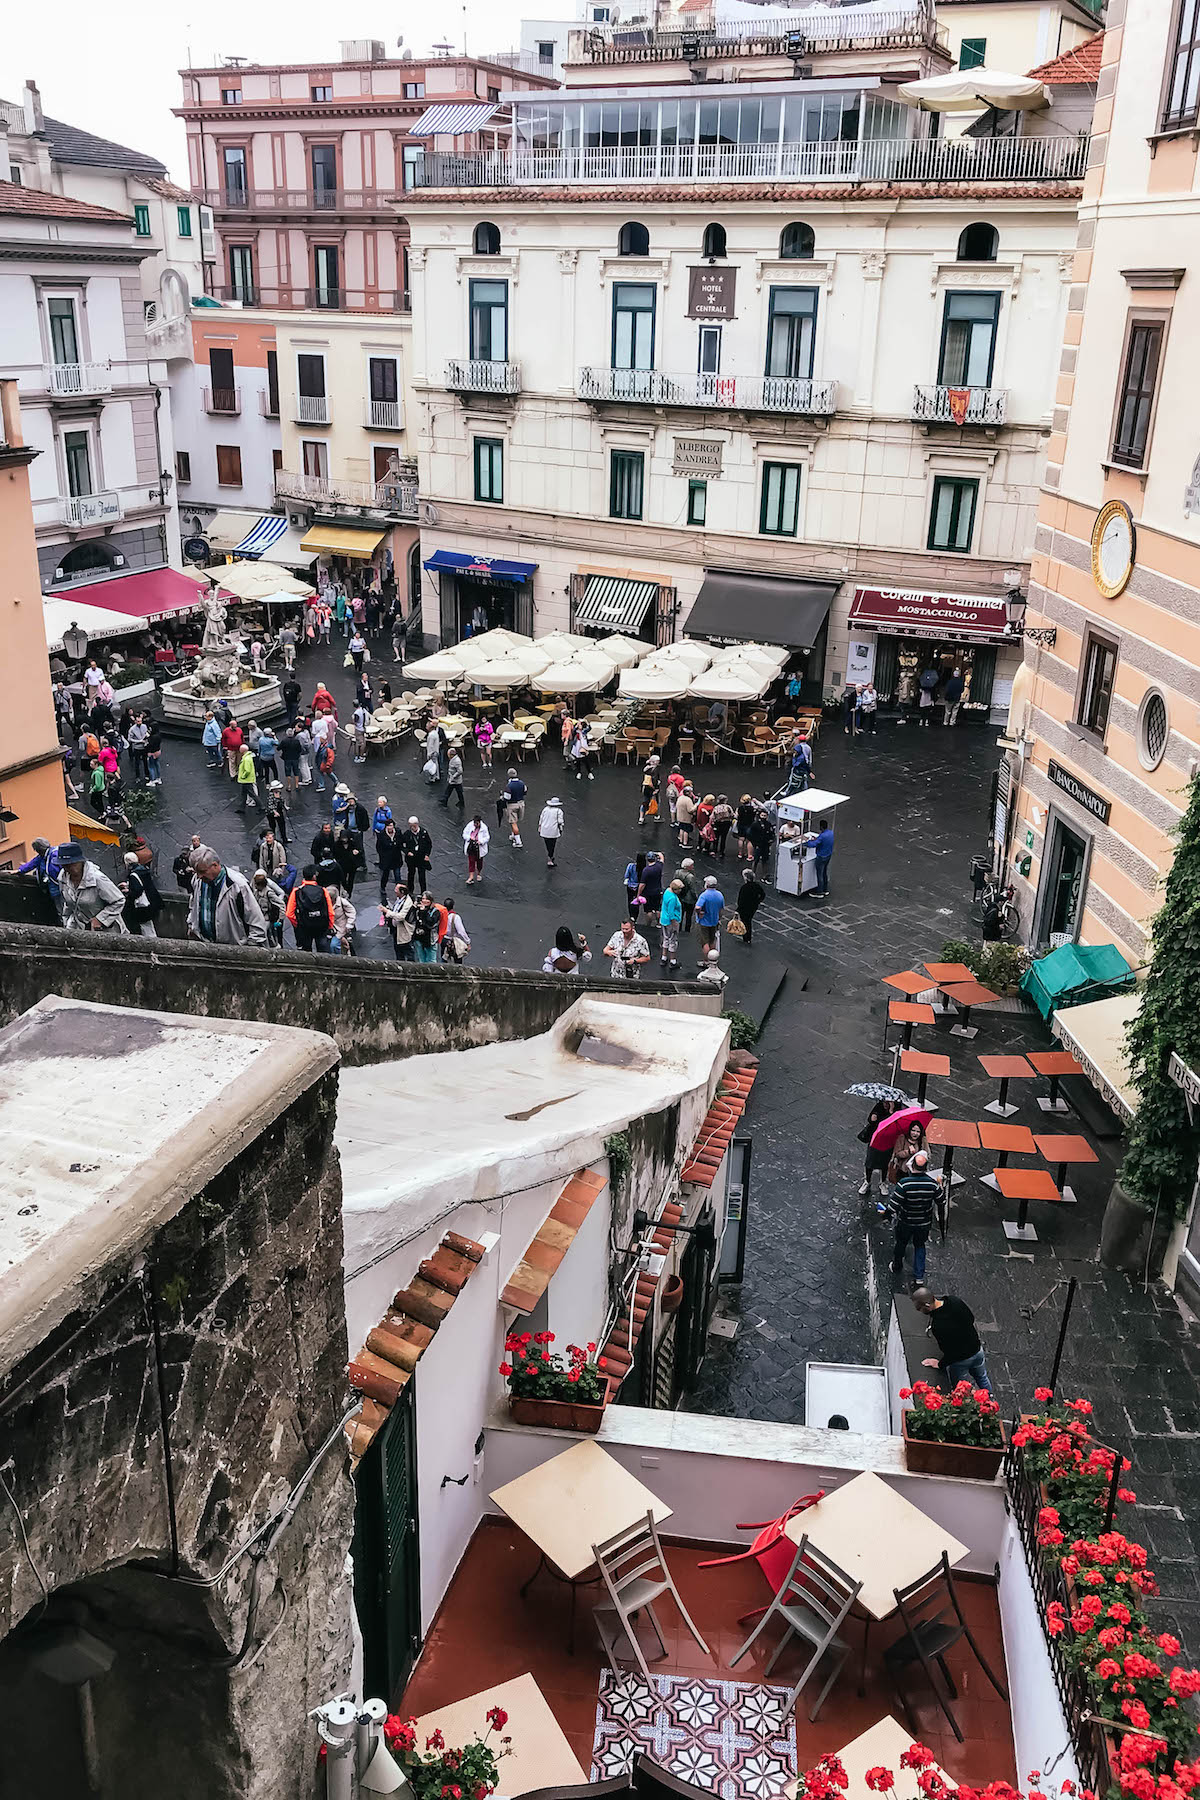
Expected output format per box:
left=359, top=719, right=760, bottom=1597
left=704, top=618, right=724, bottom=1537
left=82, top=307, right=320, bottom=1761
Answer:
left=875, top=640, right=996, bottom=715
left=453, top=576, right=532, bottom=640
left=1036, top=814, right=1091, bottom=944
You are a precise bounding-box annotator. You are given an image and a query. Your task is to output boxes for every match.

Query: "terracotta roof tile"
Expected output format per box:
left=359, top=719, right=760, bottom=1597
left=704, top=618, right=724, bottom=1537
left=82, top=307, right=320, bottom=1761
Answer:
left=402, top=180, right=1082, bottom=205
left=0, top=179, right=131, bottom=223
left=500, top=1165, right=608, bottom=1313
left=681, top=1067, right=757, bottom=1186
left=345, top=1226, right=485, bottom=1461
left=1029, top=32, right=1104, bottom=83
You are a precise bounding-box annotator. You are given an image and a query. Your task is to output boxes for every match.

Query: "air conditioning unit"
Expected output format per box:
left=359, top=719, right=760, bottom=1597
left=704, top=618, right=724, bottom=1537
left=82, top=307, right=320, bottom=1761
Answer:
left=340, top=38, right=387, bottom=61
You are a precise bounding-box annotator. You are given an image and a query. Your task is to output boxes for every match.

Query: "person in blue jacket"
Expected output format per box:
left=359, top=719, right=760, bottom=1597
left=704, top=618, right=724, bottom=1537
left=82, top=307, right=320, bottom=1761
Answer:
left=809, top=816, right=835, bottom=897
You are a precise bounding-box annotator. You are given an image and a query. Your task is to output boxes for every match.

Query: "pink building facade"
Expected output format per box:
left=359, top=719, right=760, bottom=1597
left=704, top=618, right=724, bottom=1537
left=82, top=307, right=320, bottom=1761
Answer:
left=177, top=46, right=557, bottom=314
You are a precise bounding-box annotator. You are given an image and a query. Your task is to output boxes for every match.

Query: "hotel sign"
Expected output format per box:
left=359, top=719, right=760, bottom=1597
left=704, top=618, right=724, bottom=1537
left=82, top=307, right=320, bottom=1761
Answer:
left=672, top=437, right=723, bottom=479
left=1047, top=759, right=1111, bottom=824
left=687, top=266, right=737, bottom=320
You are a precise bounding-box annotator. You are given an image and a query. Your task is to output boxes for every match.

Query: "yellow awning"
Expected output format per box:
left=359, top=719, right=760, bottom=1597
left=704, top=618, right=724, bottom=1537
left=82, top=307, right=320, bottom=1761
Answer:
left=1051, top=989, right=1141, bottom=1121
left=66, top=805, right=121, bottom=846
left=299, top=524, right=387, bottom=559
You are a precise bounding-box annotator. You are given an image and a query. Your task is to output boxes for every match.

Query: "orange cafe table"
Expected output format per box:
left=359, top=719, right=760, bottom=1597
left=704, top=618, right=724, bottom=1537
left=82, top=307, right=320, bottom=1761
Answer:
left=992, top=1165, right=1064, bottom=1243
left=926, top=1117, right=980, bottom=1189
left=979, top=1052, right=1036, bottom=1119
left=977, top=1121, right=1037, bottom=1191
left=1028, top=1048, right=1085, bottom=1115
left=940, top=980, right=999, bottom=1040
left=885, top=999, right=936, bottom=1054
left=923, top=960, right=975, bottom=985
left=882, top=970, right=933, bottom=998
left=898, top=1047, right=950, bottom=1108
left=1034, top=1132, right=1099, bottom=1204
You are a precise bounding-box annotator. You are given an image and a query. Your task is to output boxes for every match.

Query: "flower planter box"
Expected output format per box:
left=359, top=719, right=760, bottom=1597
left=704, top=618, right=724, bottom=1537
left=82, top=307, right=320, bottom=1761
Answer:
left=902, top=1410, right=1007, bottom=1481
left=509, top=1395, right=606, bottom=1434
left=111, top=677, right=157, bottom=702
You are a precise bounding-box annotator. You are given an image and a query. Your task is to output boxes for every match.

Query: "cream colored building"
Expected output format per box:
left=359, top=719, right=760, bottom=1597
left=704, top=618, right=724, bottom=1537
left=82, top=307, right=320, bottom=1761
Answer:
left=938, top=0, right=1102, bottom=78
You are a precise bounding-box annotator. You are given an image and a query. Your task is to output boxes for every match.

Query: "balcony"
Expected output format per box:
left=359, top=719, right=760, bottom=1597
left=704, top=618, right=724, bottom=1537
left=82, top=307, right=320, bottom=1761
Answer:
left=63, top=491, right=123, bottom=527
left=296, top=394, right=330, bottom=425
left=913, top=383, right=1008, bottom=426
left=575, top=1, right=946, bottom=63
left=208, top=285, right=410, bottom=314
left=275, top=468, right=418, bottom=518
left=45, top=361, right=112, bottom=398
left=197, top=187, right=397, bottom=217
left=578, top=368, right=836, bottom=415
left=413, top=133, right=1090, bottom=189
left=259, top=389, right=280, bottom=419
left=365, top=398, right=404, bottom=429
left=445, top=358, right=522, bottom=395
left=203, top=385, right=241, bottom=416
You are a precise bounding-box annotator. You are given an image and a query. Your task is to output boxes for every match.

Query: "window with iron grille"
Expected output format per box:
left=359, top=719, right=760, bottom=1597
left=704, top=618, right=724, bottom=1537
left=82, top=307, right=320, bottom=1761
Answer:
left=1110, top=319, right=1164, bottom=469
left=1138, top=689, right=1169, bottom=770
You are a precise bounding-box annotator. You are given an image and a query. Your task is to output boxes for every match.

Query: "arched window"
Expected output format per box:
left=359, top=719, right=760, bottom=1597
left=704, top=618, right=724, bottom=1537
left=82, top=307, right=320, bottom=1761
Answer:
left=57, top=542, right=116, bottom=581
left=618, top=221, right=650, bottom=257
left=957, top=222, right=998, bottom=262
left=702, top=222, right=727, bottom=259
left=473, top=221, right=501, bottom=255
left=779, top=221, right=815, bottom=260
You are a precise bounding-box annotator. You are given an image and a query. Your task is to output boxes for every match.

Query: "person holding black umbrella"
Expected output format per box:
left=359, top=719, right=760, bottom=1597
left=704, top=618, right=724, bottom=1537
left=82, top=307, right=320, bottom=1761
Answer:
left=858, top=1098, right=898, bottom=1205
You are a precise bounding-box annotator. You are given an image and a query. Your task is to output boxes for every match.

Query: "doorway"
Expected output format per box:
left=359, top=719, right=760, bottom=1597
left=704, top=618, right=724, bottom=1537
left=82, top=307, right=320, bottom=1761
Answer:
left=354, top=1381, right=421, bottom=1704
left=455, top=579, right=532, bottom=640
left=1036, top=813, right=1091, bottom=945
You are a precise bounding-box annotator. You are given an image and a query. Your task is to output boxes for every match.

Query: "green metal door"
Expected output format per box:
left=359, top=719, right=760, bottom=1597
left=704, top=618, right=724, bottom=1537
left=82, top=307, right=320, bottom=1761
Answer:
left=354, top=1380, right=421, bottom=1704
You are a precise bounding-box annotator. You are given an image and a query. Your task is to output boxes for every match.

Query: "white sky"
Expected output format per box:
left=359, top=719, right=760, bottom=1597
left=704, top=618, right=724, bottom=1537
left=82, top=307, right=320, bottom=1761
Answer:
left=1, top=0, right=534, bottom=180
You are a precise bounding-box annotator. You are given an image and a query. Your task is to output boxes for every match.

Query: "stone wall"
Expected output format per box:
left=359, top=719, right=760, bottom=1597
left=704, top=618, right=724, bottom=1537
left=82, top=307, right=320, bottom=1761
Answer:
left=0, top=1069, right=353, bottom=1800
left=0, top=921, right=719, bottom=1066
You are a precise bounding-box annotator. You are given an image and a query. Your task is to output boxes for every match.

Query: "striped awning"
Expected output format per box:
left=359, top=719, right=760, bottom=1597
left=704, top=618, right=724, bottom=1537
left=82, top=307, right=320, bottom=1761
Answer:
left=575, top=574, right=657, bottom=633
left=233, top=514, right=289, bottom=558
left=408, top=102, right=499, bottom=138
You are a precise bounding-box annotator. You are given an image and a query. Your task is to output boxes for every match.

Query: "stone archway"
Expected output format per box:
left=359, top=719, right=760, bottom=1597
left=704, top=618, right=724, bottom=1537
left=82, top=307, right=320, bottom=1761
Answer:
left=0, top=1563, right=244, bottom=1800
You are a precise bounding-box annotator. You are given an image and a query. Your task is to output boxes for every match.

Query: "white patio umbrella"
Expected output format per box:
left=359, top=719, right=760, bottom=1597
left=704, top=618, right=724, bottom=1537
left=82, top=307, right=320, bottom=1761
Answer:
left=470, top=654, right=540, bottom=689
left=710, top=646, right=785, bottom=678
left=533, top=631, right=594, bottom=660
left=404, top=649, right=469, bottom=681
left=618, top=665, right=693, bottom=701
left=595, top=633, right=649, bottom=668
left=535, top=650, right=618, bottom=693
left=211, top=562, right=313, bottom=600
left=644, top=641, right=711, bottom=674
left=456, top=628, right=531, bottom=665
left=898, top=69, right=1048, bottom=111
left=689, top=667, right=771, bottom=702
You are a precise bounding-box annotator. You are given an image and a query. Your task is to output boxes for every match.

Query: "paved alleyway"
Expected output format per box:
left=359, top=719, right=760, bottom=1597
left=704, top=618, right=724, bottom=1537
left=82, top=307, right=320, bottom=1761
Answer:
left=132, top=637, right=1200, bottom=1651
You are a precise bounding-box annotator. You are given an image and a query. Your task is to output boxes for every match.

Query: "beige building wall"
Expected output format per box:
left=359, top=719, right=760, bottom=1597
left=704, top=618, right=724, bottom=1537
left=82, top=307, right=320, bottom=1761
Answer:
left=1010, top=0, right=1200, bottom=966
left=0, top=381, right=68, bottom=866
left=276, top=312, right=415, bottom=486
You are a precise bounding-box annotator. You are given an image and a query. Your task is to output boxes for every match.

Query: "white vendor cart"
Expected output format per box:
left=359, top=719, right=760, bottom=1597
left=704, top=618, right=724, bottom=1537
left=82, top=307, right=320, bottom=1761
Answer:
left=773, top=787, right=850, bottom=896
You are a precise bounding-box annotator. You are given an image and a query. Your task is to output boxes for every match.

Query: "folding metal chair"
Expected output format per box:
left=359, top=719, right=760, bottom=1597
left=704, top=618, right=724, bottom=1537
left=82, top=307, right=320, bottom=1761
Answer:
left=884, top=1552, right=1009, bottom=1742
left=593, top=1509, right=711, bottom=1683
left=729, top=1534, right=862, bottom=1719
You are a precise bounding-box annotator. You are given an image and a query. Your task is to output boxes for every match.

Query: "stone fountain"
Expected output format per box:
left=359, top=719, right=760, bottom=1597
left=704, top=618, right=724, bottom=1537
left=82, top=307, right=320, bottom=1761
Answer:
left=159, top=588, right=284, bottom=725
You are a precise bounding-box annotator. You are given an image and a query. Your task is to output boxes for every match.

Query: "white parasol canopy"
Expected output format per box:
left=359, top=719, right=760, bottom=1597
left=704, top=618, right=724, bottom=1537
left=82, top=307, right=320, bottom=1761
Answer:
left=535, top=650, right=618, bottom=693
left=618, top=665, right=693, bottom=701
left=595, top=633, right=649, bottom=668
left=211, top=561, right=314, bottom=601
left=689, top=667, right=772, bottom=701
left=470, top=654, right=539, bottom=689
left=404, top=650, right=469, bottom=681
left=643, top=640, right=711, bottom=674
left=898, top=69, right=1049, bottom=111
left=456, top=628, right=531, bottom=665
left=710, top=647, right=784, bottom=679
left=533, top=631, right=595, bottom=660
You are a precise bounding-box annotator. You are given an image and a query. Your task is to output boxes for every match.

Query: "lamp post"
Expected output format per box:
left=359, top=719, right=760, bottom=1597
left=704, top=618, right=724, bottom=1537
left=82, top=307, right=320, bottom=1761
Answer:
left=1003, top=569, right=1057, bottom=648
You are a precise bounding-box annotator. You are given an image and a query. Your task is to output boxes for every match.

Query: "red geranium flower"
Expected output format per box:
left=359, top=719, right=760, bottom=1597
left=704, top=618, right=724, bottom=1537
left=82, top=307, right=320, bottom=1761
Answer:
left=865, top=1769, right=895, bottom=1792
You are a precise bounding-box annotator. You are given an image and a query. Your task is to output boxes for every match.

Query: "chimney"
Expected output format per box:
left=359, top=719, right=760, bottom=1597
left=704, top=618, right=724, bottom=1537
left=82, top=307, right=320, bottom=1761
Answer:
left=23, top=81, right=44, bottom=135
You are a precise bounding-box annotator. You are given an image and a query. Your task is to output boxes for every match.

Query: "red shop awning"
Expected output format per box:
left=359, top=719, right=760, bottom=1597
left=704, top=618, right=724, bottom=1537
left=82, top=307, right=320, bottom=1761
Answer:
left=70, top=567, right=208, bottom=624
left=849, top=585, right=1010, bottom=640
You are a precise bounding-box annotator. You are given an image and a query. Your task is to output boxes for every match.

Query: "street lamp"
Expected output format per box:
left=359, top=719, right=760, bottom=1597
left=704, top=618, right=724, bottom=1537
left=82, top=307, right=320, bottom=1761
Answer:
left=62, top=622, right=89, bottom=663
left=1003, top=569, right=1057, bottom=648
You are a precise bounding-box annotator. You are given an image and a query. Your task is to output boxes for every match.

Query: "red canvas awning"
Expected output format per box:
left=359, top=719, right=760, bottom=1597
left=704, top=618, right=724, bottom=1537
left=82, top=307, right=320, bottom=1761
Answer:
left=70, top=567, right=207, bottom=624
left=849, top=585, right=1010, bottom=639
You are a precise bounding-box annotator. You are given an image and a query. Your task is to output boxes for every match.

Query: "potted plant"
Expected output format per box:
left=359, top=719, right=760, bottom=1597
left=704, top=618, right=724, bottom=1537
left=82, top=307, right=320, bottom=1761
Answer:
left=358, top=1705, right=513, bottom=1797
left=899, top=1379, right=1007, bottom=1480
left=500, top=1331, right=608, bottom=1432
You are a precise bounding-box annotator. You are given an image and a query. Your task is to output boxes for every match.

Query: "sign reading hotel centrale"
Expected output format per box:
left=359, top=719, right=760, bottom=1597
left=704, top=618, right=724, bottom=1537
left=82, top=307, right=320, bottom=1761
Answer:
left=672, top=437, right=723, bottom=479
left=687, top=266, right=737, bottom=320
left=1047, top=759, right=1112, bottom=824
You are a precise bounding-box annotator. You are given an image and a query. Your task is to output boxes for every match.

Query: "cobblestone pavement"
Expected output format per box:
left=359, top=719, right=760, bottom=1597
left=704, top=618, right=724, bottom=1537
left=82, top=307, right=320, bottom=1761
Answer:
left=136, top=637, right=1200, bottom=1651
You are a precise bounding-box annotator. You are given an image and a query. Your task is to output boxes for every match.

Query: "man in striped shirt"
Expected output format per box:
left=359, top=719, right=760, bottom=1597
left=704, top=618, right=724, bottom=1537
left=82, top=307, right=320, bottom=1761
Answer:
left=892, top=1151, right=941, bottom=1283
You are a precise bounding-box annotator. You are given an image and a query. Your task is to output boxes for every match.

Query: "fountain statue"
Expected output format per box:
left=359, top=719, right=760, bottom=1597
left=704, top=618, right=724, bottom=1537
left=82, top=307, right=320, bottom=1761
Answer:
left=159, top=579, right=285, bottom=726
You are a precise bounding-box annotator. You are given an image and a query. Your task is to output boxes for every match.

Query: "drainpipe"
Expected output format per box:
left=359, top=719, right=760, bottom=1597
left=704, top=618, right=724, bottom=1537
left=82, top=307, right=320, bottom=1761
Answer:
left=313, top=1699, right=358, bottom=1800
left=151, top=385, right=170, bottom=566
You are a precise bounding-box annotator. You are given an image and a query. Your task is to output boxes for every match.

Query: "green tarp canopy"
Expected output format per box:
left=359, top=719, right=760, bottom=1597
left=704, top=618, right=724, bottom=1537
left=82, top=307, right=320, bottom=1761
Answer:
left=1020, top=942, right=1137, bottom=1020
